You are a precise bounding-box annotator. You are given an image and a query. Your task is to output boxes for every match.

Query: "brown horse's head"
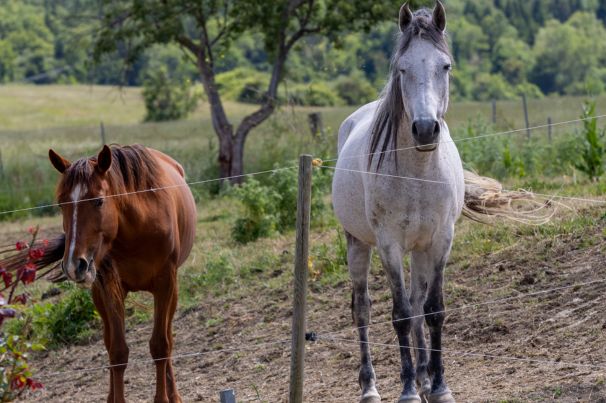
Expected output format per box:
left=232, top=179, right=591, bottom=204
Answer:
left=48, top=145, right=118, bottom=286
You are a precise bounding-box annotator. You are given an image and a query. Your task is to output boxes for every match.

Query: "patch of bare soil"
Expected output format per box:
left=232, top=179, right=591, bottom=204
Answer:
left=23, top=214, right=606, bottom=402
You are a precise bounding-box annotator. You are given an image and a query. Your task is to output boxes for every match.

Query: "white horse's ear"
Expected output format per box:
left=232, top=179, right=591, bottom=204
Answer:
left=433, top=0, right=446, bottom=32
left=399, top=2, right=413, bottom=32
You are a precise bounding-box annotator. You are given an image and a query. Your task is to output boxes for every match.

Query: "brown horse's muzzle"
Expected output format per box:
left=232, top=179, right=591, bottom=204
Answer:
left=62, top=256, right=96, bottom=286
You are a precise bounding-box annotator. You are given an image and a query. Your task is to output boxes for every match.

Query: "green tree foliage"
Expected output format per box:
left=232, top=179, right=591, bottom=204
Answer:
left=2, top=0, right=606, bottom=102
left=532, top=13, right=606, bottom=95
left=142, top=67, right=201, bottom=122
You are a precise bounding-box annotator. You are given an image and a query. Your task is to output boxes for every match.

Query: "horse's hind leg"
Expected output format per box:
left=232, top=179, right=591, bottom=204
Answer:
left=346, top=232, right=380, bottom=403
left=150, top=272, right=182, bottom=403
left=377, top=241, right=420, bottom=403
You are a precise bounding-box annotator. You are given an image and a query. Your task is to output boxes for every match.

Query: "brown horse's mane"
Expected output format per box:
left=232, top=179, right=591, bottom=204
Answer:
left=57, top=144, right=162, bottom=202
left=368, top=8, right=451, bottom=170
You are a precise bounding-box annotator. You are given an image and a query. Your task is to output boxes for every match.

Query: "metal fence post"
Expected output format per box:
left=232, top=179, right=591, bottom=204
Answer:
left=220, top=389, right=236, bottom=403
left=289, top=154, right=312, bottom=403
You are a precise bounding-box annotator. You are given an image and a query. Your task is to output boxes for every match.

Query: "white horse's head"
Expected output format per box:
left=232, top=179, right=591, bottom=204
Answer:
left=369, top=1, right=452, bottom=165
left=397, top=1, right=450, bottom=151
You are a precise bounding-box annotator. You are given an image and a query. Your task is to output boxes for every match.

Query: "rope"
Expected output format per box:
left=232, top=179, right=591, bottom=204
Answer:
left=318, top=336, right=606, bottom=370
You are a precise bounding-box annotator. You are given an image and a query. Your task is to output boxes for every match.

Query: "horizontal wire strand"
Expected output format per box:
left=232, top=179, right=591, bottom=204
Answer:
left=1, top=114, right=604, bottom=216
left=318, top=278, right=606, bottom=338
left=321, top=114, right=606, bottom=163
left=318, top=336, right=606, bottom=370
left=40, top=338, right=291, bottom=378
left=0, top=166, right=295, bottom=216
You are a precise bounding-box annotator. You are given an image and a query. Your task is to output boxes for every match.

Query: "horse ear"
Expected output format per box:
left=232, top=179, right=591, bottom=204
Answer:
left=399, top=2, right=413, bottom=32
left=433, top=0, right=446, bottom=32
left=97, top=145, right=112, bottom=174
left=49, top=149, right=71, bottom=174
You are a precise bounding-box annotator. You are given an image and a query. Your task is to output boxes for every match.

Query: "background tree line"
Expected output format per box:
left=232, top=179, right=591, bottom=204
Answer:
left=1, top=0, right=605, bottom=103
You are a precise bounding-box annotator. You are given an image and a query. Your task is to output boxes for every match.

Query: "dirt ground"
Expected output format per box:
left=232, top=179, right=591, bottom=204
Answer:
left=15, top=214, right=606, bottom=402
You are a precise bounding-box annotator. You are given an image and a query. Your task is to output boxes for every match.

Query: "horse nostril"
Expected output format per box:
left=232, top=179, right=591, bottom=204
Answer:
left=76, top=258, right=89, bottom=277
left=433, top=121, right=440, bottom=136
left=411, top=122, right=418, bottom=137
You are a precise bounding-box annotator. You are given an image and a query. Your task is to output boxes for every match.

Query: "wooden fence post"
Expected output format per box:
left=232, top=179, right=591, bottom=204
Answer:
left=100, top=121, right=107, bottom=146
left=289, top=154, right=312, bottom=403
left=547, top=117, right=552, bottom=143
left=308, top=112, right=324, bottom=139
left=522, top=94, right=530, bottom=139
left=219, top=389, right=236, bottom=403
left=491, top=99, right=496, bottom=124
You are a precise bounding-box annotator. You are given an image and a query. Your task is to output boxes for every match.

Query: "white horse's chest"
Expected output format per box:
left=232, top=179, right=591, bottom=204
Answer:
left=366, top=179, right=456, bottom=250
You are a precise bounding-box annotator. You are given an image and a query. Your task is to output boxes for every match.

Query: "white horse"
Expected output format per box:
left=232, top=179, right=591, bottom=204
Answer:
left=332, top=2, right=461, bottom=403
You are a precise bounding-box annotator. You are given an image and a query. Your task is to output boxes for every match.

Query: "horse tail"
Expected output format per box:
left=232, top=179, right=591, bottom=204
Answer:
left=0, top=234, right=66, bottom=291
left=463, top=170, right=555, bottom=225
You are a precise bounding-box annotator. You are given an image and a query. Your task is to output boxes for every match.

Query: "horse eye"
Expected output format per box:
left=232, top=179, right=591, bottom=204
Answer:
left=399, top=69, right=406, bottom=74
left=444, top=64, right=452, bottom=71
left=94, top=198, right=104, bottom=208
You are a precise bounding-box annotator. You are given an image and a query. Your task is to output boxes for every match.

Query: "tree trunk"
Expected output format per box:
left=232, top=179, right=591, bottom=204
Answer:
left=189, top=17, right=291, bottom=184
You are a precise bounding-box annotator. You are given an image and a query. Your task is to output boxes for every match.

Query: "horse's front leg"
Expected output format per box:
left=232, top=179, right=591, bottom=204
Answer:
left=377, top=241, right=420, bottom=403
left=92, top=281, right=129, bottom=403
left=414, top=238, right=455, bottom=403
left=150, top=272, right=182, bottom=403
left=346, top=232, right=380, bottom=403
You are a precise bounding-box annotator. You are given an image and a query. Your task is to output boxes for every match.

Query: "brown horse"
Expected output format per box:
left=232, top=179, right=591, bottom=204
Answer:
left=47, top=144, right=196, bottom=403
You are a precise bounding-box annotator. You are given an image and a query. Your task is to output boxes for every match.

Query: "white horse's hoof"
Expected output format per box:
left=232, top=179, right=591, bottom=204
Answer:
left=398, top=393, right=422, bottom=403
left=360, top=388, right=381, bottom=403
left=426, top=389, right=455, bottom=403
left=417, top=378, right=431, bottom=396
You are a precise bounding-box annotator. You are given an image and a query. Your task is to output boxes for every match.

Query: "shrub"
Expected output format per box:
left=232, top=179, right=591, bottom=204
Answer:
left=333, top=74, right=377, bottom=106
left=142, top=67, right=201, bottom=122
left=8, top=284, right=99, bottom=348
left=284, top=82, right=342, bottom=106
left=575, top=100, right=605, bottom=182
left=216, top=67, right=269, bottom=104
left=230, top=163, right=333, bottom=243
left=230, top=178, right=280, bottom=243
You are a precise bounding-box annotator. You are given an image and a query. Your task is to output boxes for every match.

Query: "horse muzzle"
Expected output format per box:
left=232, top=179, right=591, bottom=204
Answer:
left=412, top=118, right=440, bottom=152
left=62, top=257, right=96, bottom=287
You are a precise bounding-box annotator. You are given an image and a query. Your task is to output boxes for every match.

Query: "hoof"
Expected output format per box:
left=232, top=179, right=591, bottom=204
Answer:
left=398, top=393, right=422, bottom=403
left=426, top=389, right=455, bottom=403
left=360, top=388, right=381, bottom=403
left=417, top=378, right=431, bottom=397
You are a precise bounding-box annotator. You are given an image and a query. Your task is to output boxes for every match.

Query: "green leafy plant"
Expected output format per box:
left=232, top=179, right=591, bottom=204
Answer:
left=575, top=100, right=605, bottom=182
left=0, top=228, right=46, bottom=401
left=142, top=67, right=201, bottom=122
left=230, top=163, right=333, bottom=243
left=231, top=178, right=280, bottom=243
